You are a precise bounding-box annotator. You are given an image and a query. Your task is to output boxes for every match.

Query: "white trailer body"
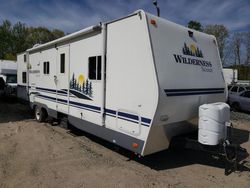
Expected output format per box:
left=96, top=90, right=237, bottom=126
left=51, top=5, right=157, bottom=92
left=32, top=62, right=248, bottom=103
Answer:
left=17, top=53, right=29, bottom=101
left=17, top=10, right=226, bottom=156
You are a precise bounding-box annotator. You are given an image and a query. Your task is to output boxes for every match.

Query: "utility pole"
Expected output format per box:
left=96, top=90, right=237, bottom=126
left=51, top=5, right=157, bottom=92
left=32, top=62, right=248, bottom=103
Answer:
left=153, top=0, right=160, bottom=17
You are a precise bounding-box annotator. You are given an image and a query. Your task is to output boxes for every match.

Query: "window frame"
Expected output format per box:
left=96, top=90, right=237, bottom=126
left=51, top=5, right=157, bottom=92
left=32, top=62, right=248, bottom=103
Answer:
left=88, top=56, right=101, bottom=81
left=243, top=91, right=250, bottom=98
left=238, top=87, right=245, bottom=92
left=60, top=53, right=65, bottom=73
left=22, top=72, right=27, bottom=83
left=24, top=54, right=27, bottom=62
left=230, top=86, right=238, bottom=92
left=43, top=61, right=50, bottom=75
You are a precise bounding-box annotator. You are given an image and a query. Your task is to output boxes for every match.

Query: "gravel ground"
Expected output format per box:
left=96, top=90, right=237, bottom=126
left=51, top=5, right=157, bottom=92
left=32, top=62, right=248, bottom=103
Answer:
left=0, top=98, right=249, bottom=188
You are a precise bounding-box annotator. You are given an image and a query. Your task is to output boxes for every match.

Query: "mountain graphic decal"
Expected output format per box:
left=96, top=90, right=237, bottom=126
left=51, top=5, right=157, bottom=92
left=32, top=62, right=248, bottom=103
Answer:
left=182, top=42, right=203, bottom=58
left=69, top=73, right=93, bottom=100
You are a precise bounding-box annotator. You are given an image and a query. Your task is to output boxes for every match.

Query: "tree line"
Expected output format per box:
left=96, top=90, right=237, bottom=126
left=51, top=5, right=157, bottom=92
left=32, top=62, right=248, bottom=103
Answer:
left=1, top=19, right=249, bottom=78
left=0, top=20, right=65, bottom=60
left=187, top=21, right=250, bottom=67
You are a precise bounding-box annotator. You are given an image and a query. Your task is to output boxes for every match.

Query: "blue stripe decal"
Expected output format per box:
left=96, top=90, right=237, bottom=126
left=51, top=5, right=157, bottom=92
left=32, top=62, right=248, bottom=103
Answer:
left=34, top=92, right=152, bottom=127
left=105, top=108, right=151, bottom=126
left=164, top=88, right=225, bottom=96
left=165, top=88, right=224, bottom=92
left=36, top=87, right=57, bottom=93
left=36, top=87, right=68, bottom=95
left=141, top=117, right=151, bottom=124
left=36, top=94, right=100, bottom=113
left=105, top=108, right=116, bottom=115
left=69, top=101, right=101, bottom=111
left=118, top=111, right=139, bottom=121
left=118, top=116, right=139, bottom=124
left=70, top=104, right=100, bottom=113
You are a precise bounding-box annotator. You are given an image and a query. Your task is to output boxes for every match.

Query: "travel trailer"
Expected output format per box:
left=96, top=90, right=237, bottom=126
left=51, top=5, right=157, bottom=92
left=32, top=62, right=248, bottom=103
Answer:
left=0, top=59, right=17, bottom=96
left=17, top=53, right=29, bottom=101
left=17, top=10, right=227, bottom=156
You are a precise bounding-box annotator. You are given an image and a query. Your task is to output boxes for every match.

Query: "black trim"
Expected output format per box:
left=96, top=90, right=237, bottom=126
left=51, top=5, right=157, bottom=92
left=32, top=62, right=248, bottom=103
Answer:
left=69, top=101, right=100, bottom=111
left=165, top=88, right=224, bottom=92
left=118, top=111, right=139, bottom=121
left=105, top=108, right=151, bottom=126
left=164, top=88, right=225, bottom=97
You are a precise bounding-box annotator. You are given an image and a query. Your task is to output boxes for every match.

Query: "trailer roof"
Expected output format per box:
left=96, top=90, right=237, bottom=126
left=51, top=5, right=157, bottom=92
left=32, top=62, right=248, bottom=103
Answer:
left=26, top=9, right=214, bottom=53
left=27, top=25, right=101, bottom=53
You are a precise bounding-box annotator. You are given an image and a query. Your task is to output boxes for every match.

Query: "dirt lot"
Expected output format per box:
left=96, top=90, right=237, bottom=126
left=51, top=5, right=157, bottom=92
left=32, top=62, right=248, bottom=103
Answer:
left=0, top=98, right=249, bottom=188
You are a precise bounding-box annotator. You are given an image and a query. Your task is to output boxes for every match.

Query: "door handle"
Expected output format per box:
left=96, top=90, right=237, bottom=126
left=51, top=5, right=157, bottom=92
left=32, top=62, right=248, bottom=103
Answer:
left=54, top=75, right=58, bottom=83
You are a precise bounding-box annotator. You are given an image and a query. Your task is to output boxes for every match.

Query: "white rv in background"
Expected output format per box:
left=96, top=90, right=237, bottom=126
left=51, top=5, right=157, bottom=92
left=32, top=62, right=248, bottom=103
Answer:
left=0, top=59, right=17, bottom=96
left=17, top=10, right=226, bottom=156
left=17, top=53, right=29, bottom=101
left=223, top=68, right=238, bottom=85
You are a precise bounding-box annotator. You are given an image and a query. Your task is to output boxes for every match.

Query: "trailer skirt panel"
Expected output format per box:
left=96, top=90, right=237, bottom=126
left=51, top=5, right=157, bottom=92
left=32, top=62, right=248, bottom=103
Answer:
left=68, top=115, right=145, bottom=154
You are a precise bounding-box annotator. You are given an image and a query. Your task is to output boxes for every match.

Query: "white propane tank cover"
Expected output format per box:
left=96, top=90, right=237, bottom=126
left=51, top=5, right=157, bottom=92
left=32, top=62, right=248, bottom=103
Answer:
left=198, top=102, right=230, bottom=145
left=199, top=102, right=230, bottom=123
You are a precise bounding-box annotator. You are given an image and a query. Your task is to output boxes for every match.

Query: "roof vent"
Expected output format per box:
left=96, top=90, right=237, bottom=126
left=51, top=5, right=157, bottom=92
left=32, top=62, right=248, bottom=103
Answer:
left=188, top=30, right=194, bottom=38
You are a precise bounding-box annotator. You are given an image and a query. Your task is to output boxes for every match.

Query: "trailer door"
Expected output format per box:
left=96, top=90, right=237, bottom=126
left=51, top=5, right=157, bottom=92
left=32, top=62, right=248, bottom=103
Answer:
left=56, top=45, right=70, bottom=114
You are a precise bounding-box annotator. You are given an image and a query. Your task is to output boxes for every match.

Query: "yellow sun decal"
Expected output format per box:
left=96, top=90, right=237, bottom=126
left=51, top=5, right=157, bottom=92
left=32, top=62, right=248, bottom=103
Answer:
left=78, top=74, right=85, bottom=85
left=190, top=44, right=196, bottom=53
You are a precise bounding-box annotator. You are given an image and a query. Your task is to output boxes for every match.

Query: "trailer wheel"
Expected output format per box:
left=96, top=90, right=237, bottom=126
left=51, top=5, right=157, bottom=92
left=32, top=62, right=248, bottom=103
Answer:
left=35, top=106, right=47, bottom=122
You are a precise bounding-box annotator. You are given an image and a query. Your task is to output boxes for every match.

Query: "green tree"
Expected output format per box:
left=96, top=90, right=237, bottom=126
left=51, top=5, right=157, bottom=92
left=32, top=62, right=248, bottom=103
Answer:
left=243, top=31, right=250, bottom=65
left=26, top=27, right=54, bottom=47
left=89, top=82, right=93, bottom=97
left=0, top=20, right=12, bottom=59
left=51, top=29, right=65, bottom=39
left=232, top=33, right=243, bottom=65
left=0, top=20, right=65, bottom=60
left=85, top=79, right=89, bottom=95
left=11, top=22, right=29, bottom=54
left=187, top=20, right=203, bottom=31
left=204, top=24, right=229, bottom=64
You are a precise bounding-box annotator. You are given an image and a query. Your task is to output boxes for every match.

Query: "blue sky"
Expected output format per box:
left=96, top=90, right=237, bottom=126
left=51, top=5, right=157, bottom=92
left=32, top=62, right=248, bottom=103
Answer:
left=0, top=0, right=249, bottom=33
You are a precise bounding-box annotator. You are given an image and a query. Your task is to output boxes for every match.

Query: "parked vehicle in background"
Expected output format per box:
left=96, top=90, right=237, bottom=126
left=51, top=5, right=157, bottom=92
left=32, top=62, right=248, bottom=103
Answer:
left=228, top=84, right=250, bottom=95
left=0, top=60, right=17, bottom=96
left=0, top=74, right=17, bottom=96
left=228, top=89, right=250, bottom=112
left=0, top=77, right=5, bottom=95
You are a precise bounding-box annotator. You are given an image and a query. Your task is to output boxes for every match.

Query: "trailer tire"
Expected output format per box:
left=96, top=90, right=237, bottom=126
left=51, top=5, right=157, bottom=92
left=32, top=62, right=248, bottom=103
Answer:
left=35, top=106, right=47, bottom=122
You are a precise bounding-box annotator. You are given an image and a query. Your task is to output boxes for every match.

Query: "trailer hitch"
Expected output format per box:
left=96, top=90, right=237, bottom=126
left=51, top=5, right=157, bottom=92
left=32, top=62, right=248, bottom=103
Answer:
left=170, top=127, right=249, bottom=175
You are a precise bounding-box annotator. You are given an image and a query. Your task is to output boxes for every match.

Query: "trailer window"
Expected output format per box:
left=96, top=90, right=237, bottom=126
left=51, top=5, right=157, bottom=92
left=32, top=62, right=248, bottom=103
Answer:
left=60, top=53, right=65, bottom=73
left=24, top=54, right=27, bottom=62
left=0, top=77, right=5, bottom=90
left=88, top=56, right=101, bottom=80
left=230, top=86, right=238, bottom=92
left=6, top=75, right=17, bottom=84
left=22, top=72, right=27, bottom=83
left=43, top=61, right=50, bottom=74
left=238, top=87, right=244, bottom=92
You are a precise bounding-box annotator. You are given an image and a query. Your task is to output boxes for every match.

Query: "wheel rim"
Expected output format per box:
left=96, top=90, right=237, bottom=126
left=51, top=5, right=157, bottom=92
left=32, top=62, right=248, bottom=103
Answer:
left=35, top=109, right=40, bottom=120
